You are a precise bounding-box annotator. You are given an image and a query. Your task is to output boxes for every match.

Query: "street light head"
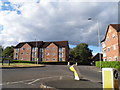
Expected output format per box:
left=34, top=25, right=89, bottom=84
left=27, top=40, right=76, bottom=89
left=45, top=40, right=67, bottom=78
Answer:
left=88, top=18, right=92, bottom=20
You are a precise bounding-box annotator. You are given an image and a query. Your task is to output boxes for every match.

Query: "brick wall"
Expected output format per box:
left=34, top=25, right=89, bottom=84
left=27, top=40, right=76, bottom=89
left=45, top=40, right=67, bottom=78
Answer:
left=19, top=43, right=32, bottom=61
left=102, top=25, right=120, bottom=61
left=43, top=43, right=59, bottom=62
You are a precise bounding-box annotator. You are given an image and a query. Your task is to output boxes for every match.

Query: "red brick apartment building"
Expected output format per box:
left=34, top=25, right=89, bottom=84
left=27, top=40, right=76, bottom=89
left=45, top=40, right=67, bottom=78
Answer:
left=101, top=24, right=120, bottom=61
left=14, top=41, right=69, bottom=62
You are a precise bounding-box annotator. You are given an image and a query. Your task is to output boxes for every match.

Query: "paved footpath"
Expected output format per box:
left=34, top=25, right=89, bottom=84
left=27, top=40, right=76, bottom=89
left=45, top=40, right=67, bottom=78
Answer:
left=43, top=78, right=102, bottom=89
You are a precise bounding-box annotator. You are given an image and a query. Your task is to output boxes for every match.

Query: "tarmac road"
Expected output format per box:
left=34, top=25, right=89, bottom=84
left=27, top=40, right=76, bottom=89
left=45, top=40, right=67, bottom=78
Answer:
left=1, top=65, right=120, bottom=89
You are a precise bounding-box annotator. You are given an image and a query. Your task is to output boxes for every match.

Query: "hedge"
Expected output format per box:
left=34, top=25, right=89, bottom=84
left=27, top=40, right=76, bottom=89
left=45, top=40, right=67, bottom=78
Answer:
left=12, top=60, right=68, bottom=65
left=96, top=61, right=120, bottom=70
left=2, top=59, right=91, bottom=65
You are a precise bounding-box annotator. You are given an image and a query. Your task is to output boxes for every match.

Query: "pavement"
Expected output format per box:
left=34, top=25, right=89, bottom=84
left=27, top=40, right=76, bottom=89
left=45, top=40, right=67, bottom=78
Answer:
left=42, top=78, right=102, bottom=89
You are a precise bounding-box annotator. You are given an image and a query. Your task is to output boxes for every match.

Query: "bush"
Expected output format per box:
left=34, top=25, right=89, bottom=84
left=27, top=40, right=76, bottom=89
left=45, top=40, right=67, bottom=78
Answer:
left=96, top=61, right=120, bottom=70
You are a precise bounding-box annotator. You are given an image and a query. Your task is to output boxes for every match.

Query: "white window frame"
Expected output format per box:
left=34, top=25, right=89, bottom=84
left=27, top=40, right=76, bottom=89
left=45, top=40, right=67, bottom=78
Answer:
left=112, top=34, right=115, bottom=39
left=46, top=53, right=50, bottom=56
left=107, top=47, right=110, bottom=52
left=113, top=45, right=116, bottom=50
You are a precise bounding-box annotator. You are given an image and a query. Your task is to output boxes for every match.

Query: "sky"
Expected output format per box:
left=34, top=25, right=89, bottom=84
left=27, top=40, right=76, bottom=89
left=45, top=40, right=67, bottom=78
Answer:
left=0, top=0, right=119, bottom=56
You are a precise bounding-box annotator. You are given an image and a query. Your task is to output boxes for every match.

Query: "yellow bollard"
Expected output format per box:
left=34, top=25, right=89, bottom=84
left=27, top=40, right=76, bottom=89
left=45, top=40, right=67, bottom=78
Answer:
left=70, top=65, right=82, bottom=80
left=102, top=68, right=119, bottom=90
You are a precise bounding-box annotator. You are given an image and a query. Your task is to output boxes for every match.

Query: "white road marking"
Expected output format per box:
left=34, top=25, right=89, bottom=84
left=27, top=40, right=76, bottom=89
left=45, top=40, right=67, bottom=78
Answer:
left=3, top=75, right=72, bottom=85
left=27, top=79, right=40, bottom=85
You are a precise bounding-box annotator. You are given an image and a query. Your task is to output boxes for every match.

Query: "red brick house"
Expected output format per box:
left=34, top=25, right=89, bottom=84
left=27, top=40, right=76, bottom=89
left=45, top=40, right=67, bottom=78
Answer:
left=101, top=24, right=120, bottom=61
left=14, top=41, right=69, bottom=62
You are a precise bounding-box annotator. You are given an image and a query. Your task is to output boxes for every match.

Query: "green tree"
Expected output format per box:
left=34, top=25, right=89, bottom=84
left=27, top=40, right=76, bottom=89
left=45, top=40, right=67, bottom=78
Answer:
left=2, top=46, right=14, bottom=58
left=0, top=46, right=3, bottom=59
left=73, top=43, right=92, bottom=62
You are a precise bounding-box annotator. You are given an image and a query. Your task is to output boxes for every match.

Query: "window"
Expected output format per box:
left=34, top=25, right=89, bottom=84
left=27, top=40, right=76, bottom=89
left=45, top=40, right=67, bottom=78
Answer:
left=52, top=58, right=56, bottom=61
left=22, top=48, right=25, bottom=50
left=46, top=53, right=49, bottom=56
left=59, top=53, right=63, bottom=57
left=59, top=58, right=62, bottom=61
left=35, top=47, right=37, bottom=51
left=59, top=53, right=62, bottom=55
left=27, top=48, right=30, bottom=50
left=16, top=48, right=19, bottom=52
left=59, top=48, right=62, bottom=50
left=21, top=52, right=24, bottom=55
left=32, top=52, right=36, bottom=57
left=26, top=52, right=29, bottom=55
left=26, top=58, right=28, bottom=60
left=46, top=47, right=50, bottom=50
left=107, top=37, right=110, bottom=41
left=52, top=47, right=56, bottom=50
left=46, top=58, right=49, bottom=61
left=113, top=45, right=116, bottom=50
left=40, top=48, right=43, bottom=52
left=102, top=42, right=106, bottom=48
left=112, top=34, right=115, bottom=39
left=52, top=53, right=56, bottom=56
left=16, top=53, right=18, bottom=57
left=32, top=58, right=35, bottom=61
left=32, top=48, right=37, bottom=52
left=108, top=47, right=110, bottom=51
left=32, top=48, right=35, bottom=51
left=103, top=50, right=106, bottom=57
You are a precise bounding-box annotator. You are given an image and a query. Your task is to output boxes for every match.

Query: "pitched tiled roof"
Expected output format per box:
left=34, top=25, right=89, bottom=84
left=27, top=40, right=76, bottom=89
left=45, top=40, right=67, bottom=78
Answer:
left=14, top=41, right=69, bottom=48
left=110, top=24, right=120, bottom=32
left=14, top=41, right=43, bottom=48
left=101, top=24, right=120, bottom=42
left=42, top=41, right=68, bottom=48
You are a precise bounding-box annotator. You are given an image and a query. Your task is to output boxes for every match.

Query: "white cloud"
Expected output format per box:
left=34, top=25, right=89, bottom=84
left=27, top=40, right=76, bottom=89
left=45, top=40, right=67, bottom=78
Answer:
left=0, top=0, right=118, bottom=47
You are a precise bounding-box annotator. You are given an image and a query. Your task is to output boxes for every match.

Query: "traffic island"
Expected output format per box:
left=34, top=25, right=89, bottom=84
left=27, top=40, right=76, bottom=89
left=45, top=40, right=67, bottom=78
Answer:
left=41, top=79, right=102, bottom=89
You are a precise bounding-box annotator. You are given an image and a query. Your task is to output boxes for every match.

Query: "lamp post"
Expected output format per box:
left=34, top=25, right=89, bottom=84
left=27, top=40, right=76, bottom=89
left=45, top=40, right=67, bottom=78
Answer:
left=88, top=18, right=102, bottom=69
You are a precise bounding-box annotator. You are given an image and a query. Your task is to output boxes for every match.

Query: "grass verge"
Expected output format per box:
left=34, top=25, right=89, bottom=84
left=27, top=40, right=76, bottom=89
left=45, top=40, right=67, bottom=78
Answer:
left=0, top=63, right=45, bottom=68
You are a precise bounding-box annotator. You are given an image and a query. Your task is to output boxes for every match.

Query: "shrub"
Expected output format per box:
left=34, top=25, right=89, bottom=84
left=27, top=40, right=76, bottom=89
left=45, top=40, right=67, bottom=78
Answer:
left=96, top=61, right=120, bottom=70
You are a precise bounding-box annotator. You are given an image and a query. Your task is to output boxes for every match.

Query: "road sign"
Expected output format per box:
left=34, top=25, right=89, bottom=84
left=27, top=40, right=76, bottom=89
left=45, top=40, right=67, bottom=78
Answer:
left=102, top=68, right=119, bottom=90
